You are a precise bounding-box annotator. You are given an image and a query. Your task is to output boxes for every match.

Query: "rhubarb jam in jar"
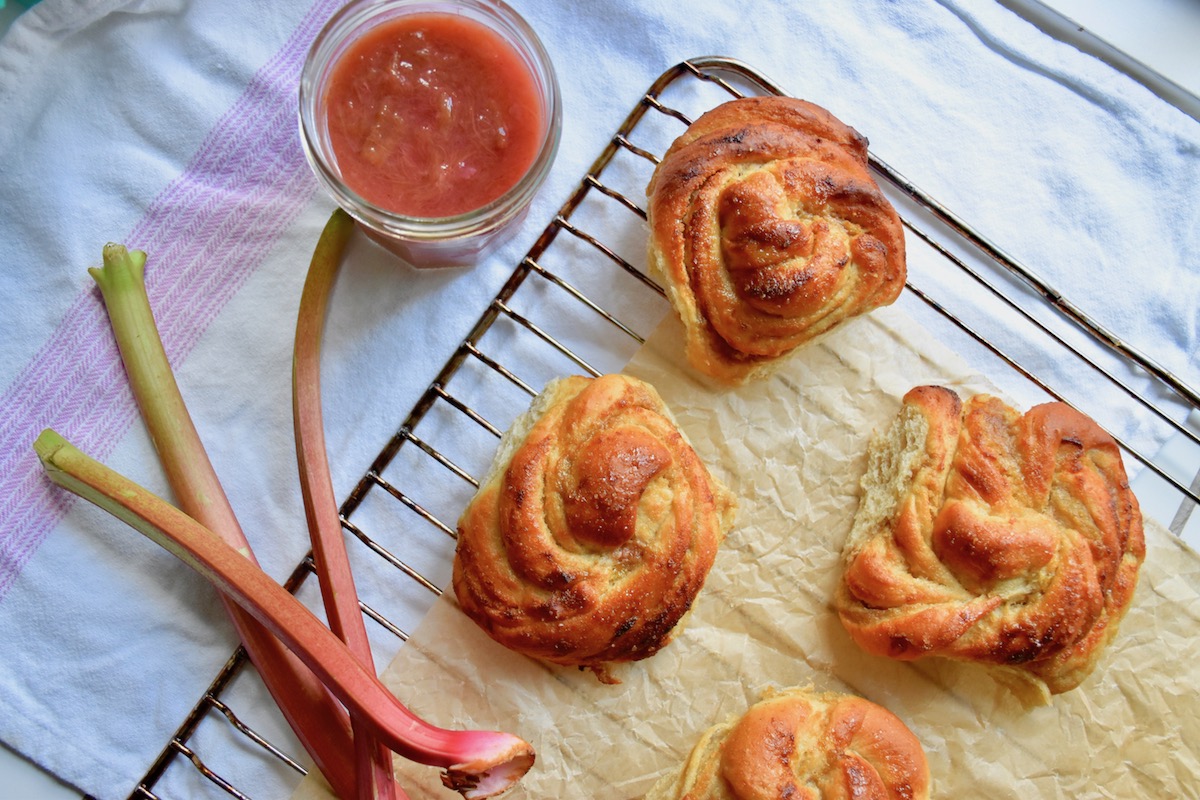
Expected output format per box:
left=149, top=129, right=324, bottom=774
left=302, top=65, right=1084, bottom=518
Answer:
left=300, top=0, right=561, bottom=267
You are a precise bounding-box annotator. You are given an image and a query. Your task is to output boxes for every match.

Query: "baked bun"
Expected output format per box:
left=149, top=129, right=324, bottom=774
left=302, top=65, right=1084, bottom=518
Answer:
left=452, top=374, right=736, bottom=682
left=646, top=96, right=906, bottom=384
left=835, top=386, right=1145, bottom=699
left=645, top=687, right=931, bottom=800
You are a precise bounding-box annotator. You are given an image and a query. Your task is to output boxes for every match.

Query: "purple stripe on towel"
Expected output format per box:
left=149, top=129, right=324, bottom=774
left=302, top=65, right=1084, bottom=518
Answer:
left=0, top=0, right=343, bottom=600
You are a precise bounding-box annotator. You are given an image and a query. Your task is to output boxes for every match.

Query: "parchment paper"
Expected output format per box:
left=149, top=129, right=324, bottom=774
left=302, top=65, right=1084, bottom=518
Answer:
left=294, top=303, right=1200, bottom=799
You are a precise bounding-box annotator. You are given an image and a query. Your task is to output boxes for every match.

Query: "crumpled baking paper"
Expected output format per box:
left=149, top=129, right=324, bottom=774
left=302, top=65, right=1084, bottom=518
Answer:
left=292, top=303, right=1200, bottom=799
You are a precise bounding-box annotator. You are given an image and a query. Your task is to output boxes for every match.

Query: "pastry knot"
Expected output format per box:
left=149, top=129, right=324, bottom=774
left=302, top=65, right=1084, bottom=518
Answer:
left=647, top=96, right=906, bottom=384
left=835, top=386, right=1145, bottom=698
left=645, top=688, right=931, bottom=800
left=453, top=374, right=736, bottom=681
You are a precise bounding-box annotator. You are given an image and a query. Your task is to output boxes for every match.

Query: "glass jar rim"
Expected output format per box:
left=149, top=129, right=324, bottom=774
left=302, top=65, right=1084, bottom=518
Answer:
left=298, top=0, right=562, bottom=240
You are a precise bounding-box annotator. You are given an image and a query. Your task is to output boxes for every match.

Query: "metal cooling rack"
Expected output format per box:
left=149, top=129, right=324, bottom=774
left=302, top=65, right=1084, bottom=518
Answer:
left=127, top=56, right=1200, bottom=799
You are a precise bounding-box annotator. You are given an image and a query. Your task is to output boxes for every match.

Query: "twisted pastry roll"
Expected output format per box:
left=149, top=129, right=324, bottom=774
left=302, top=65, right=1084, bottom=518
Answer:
left=452, top=374, right=736, bottom=682
left=645, top=687, right=931, bottom=800
left=646, top=96, right=906, bottom=384
left=836, top=386, right=1145, bottom=699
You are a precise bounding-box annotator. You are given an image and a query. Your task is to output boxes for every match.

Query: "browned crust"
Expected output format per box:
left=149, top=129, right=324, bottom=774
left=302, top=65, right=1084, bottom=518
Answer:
left=836, top=386, right=1146, bottom=696
left=452, top=374, right=736, bottom=679
left=649, top=687, right=931, bottom=799
left=646, top=96, right=906, bottom=384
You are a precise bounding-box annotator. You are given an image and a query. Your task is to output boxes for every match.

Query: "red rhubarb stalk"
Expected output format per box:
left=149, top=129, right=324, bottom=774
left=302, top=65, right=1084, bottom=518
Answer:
left=294, top=210, right=396, bottom=799
left=88, top=244, right=359, bottom=797
left=34, top=430, right=536, bottom=798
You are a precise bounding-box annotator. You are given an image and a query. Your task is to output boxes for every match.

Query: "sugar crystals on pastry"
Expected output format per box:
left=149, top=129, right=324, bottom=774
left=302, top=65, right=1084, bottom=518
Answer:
left=452, top=373, right=736, bottom=682
left=646, top=95, right=906, bottom=384
left=645, top=686, right=931, bottom=800
left=835, top=385, right=1145, bottom=701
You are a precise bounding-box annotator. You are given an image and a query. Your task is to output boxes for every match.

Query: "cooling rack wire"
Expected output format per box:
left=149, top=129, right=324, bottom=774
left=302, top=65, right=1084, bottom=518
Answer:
left=126, top=56, right=1200, bottom=799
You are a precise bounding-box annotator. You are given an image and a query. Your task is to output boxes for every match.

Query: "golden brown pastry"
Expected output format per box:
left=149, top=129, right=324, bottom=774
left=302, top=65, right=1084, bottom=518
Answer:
left=645, top=687, right=931, bottom=800
left=646, top=96, right=906, bottom=384
left=452, top=374, right=736, bottom=682
left=836, top=386, right=1145, bottom=700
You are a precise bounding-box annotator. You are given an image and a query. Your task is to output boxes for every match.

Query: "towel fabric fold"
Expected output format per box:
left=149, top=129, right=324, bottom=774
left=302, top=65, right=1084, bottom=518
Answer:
left=0, top=0, right=1196, bottom=797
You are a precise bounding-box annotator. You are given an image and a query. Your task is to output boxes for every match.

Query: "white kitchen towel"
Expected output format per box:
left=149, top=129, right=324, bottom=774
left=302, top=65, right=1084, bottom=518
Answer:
left=0, top=0, right=1197, bottom=798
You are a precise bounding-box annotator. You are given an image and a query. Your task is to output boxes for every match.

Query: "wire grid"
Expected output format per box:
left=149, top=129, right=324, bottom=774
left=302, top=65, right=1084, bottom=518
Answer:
left=129, top=56, right=1200, bottom=799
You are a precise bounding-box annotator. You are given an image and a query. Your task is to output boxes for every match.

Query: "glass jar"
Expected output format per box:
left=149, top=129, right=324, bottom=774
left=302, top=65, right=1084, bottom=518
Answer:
left=299, top=0, right=561, bottom=268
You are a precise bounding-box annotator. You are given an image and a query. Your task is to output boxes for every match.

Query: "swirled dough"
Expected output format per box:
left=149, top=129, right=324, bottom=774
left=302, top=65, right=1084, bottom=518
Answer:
left=453, top=374, right=736, bottom=681
left=645, top=687, right=931, bottom=800
left=647, top=96, right=905, bottom=384
left=836, top=386, right=1145, bottom=700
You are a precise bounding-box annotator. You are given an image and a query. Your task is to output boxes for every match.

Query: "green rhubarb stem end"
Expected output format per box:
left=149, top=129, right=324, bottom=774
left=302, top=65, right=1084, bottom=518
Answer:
left=88, top=242, right=235, bottom=535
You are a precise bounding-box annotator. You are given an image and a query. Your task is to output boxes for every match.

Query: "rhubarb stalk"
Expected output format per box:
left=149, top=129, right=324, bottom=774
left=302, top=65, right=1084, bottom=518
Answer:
left=294, top=209, right=396, bottom=799
left=35, top=430, right=536, bottom=798
left=88, top=244, right=360, bottom=798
